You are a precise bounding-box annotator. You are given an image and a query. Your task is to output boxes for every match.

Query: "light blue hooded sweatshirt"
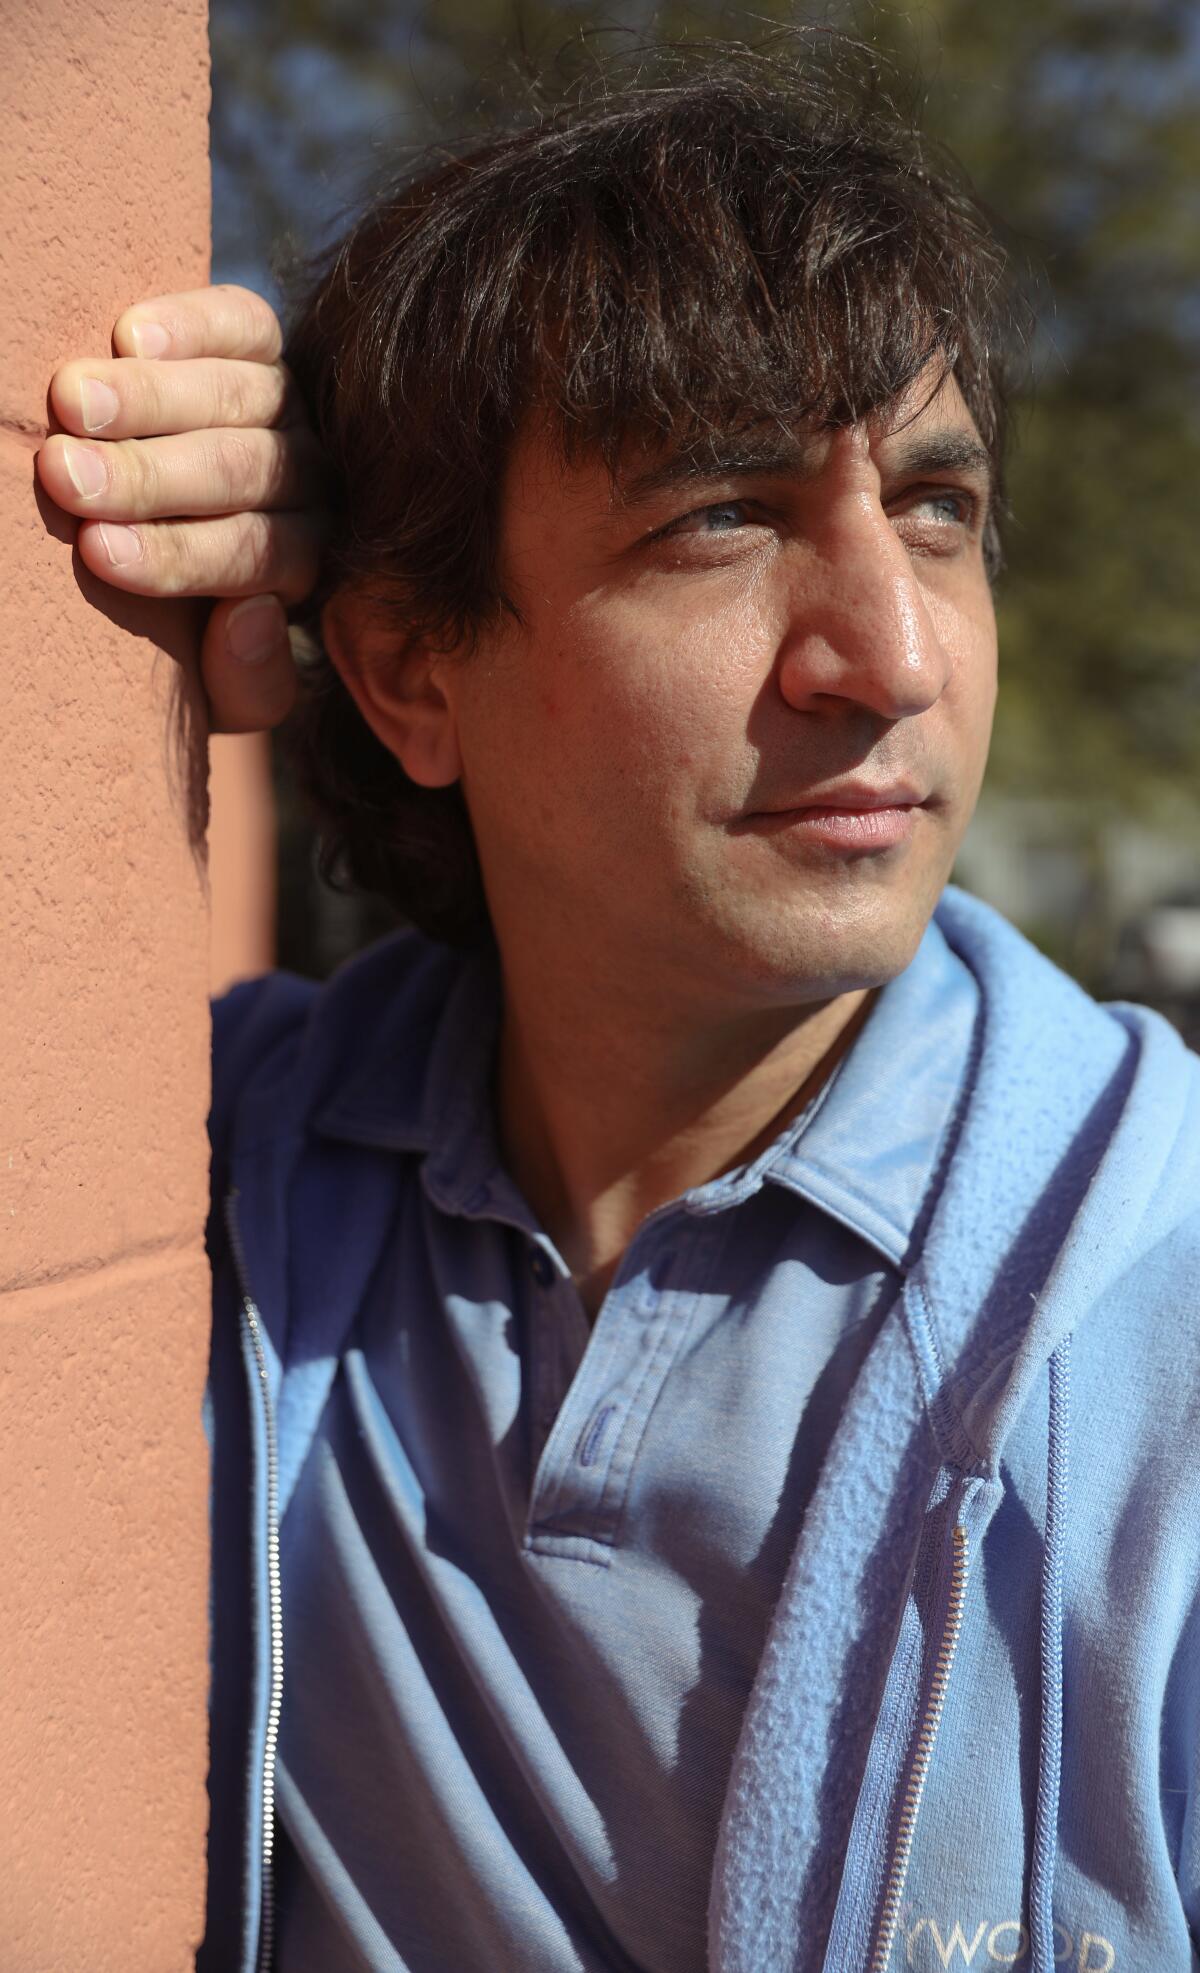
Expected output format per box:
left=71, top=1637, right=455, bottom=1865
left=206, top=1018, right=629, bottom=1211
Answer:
left=199, top=885, right=1200, bottom=1973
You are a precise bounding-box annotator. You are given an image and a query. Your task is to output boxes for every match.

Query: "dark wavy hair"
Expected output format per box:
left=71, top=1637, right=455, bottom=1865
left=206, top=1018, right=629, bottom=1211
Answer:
left=282, top=31, right=1022, bottom=947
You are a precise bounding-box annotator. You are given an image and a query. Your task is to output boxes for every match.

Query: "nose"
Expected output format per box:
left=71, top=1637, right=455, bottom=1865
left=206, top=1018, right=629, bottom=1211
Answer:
left=776, top=490, right=952, bottom=723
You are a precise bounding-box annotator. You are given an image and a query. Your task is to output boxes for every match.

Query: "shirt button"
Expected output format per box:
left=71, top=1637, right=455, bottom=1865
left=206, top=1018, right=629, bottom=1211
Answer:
left=529, top=1247, right=555, bottom=1289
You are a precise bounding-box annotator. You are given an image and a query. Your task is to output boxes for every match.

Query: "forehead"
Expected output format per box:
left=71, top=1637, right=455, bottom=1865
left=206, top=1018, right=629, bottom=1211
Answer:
left=503, top=365, right=990, bottom=529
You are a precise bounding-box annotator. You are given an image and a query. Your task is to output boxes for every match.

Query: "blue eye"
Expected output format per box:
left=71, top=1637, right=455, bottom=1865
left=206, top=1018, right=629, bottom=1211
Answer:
left=664, top=499, right=753, bottom=537
left=699, top=501, right=750, bottom=530
left=917, top=491, right=973, bottom=526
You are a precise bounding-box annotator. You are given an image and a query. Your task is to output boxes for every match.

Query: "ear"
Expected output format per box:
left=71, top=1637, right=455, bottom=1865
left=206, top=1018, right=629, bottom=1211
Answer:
left=321, top=587, right=463, bottom=789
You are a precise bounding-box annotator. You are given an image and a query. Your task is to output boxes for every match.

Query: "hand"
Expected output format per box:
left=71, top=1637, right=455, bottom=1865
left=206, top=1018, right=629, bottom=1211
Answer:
left=36, top=284, right=326, bottom=733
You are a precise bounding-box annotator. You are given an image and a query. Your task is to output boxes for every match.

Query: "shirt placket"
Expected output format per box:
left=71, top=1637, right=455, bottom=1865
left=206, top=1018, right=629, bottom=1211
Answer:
left=526, top=1242, right=589, bottom=1466
left=522, top=1216, right=726, bottom=1564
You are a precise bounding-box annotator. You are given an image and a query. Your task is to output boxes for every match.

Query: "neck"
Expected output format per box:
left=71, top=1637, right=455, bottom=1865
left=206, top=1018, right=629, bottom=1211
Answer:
left=494, top=942, right=874, bottom=1319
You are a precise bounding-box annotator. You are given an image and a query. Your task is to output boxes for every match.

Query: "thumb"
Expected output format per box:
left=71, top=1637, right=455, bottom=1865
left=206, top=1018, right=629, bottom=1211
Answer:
left=202, top=594, right=297, bottom=734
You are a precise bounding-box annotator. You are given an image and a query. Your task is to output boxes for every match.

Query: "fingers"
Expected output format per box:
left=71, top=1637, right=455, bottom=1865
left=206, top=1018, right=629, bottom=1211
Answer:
left=74, top=508, right=327, bottom=605
left=112, top=284, right=283, bottom=364
left=38, top=424, right=326, bottom=521
left=202, top=596, right=299, bottom=734
left=49, top=355, right=294, bottom=439
left=40, top=281, right=324, bottom=739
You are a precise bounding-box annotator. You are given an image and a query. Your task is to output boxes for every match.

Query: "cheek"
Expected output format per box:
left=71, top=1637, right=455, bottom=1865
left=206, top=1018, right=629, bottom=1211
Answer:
left=554, top=583, right=773, bottom=777
left=459, top=576, right=773, bottom=854
left=928, top=585, right=997, bottom=716
left=964, top=625, right=999, bottom=733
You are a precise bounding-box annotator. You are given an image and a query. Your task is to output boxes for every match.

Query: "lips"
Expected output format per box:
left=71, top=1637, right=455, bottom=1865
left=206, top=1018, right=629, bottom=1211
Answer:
left=732, top=781, right=930, bottom=827
left=729, top=780, right=930, bottom=853
left=764, top=781, right=928, bottom=813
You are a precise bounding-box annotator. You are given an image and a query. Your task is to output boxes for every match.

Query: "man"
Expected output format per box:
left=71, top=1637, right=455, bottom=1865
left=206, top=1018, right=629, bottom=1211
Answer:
left=37, top=38, right=1200, bottom=1973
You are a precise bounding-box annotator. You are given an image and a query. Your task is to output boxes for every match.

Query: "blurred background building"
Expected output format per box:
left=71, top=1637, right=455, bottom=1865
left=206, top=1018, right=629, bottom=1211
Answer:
left=209, top=0, right=1200, bottom=1039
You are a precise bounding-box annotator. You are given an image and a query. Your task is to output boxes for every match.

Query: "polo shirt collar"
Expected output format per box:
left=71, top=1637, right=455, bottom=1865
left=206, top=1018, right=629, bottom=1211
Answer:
left=314, top=913, right=980, bottom=1269
left=687, top=915, right=980, bottom=1269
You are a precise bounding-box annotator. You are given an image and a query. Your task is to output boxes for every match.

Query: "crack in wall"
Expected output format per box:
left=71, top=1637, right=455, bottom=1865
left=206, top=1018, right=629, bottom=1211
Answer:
left=1, top=415, right=50, bottom=450
left=0, top=1238, right=208, bottom=1318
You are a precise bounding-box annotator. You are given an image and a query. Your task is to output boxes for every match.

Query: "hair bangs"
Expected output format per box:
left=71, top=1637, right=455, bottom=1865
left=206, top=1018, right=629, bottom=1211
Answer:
left=499, top=96, right=1004, bottom=476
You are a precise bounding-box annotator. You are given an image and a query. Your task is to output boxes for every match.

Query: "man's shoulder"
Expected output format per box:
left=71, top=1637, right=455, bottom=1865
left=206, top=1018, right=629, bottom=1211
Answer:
left=208, top=926, right=475, bottom=1166
left=936, top=882, right=1200, bottom=1081
left=928, top=884, right=1200, bottom=1341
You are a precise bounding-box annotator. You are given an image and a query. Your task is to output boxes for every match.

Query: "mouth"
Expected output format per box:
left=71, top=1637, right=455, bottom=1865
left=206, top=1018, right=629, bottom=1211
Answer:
left=731, top=785, right=931, bottom=853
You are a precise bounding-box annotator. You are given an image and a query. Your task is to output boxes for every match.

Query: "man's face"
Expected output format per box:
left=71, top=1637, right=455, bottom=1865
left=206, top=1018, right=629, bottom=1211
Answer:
left=439, top=365, right=998, bottom=1011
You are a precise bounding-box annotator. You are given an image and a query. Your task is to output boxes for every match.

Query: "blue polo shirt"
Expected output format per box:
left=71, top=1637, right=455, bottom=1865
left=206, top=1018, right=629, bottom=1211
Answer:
left=271, top=917, right=979, bottom=1972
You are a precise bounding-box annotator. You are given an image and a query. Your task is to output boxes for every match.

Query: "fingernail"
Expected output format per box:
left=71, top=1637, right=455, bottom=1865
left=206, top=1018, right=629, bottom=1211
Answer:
left=97, top=523, right=143, bottom=566
left=227, top=596, right=285, bottom=663
left=80, top=378, right=120, bottom=432
left=62, top=441, right=108, bottom=499
left=129, top=320, right=170, bottom=358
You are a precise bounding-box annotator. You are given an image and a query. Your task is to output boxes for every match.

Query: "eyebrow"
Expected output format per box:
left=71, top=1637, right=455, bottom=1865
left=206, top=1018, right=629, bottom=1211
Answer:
left=614, top=426, right=995, bottom=510
left=885, top=431, right=995, bottom=495
left=616, top=434, right=820, bottom=508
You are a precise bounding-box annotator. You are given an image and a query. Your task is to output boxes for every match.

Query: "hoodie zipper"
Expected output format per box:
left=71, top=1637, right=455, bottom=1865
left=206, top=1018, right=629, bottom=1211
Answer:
left=868, top=1522, right=970, bottom=1972
left=225, top=1186, right=283, bottom=1973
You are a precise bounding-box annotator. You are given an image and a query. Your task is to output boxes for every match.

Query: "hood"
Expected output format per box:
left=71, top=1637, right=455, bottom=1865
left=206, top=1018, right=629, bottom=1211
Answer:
left=711, top=885, right=1200, bottom=1973
left=916, top=887, right=1200, bottom=1467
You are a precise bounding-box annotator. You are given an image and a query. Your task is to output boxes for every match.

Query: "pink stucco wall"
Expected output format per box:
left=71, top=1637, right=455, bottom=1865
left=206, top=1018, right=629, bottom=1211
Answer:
left=0, top=3, right=214, bottom=1965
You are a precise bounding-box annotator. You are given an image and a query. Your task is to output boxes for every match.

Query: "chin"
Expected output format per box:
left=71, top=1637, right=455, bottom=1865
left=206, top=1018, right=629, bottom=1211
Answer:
left=696, top=864, right=945, bottom=1006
